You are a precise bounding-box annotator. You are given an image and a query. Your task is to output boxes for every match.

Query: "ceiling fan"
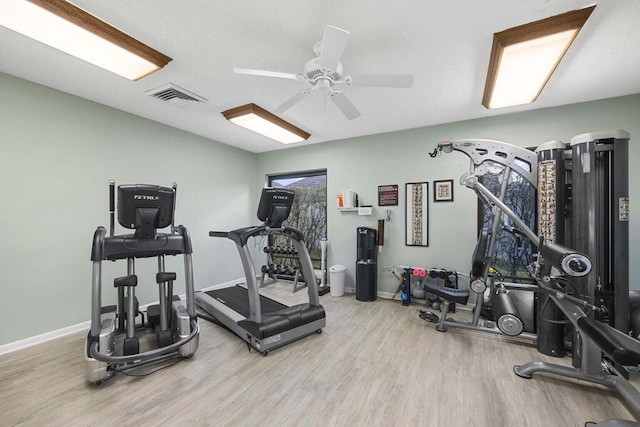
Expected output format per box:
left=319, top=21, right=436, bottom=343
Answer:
left=233, top=25, right=414, bottom=120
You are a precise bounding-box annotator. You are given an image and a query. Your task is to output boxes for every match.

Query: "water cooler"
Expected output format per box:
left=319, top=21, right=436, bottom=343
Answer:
left=356, top=227, right=377, bottom=301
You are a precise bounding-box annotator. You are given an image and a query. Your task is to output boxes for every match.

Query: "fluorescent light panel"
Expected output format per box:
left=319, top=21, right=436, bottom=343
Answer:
left=482, top=5, right=595, bottom=109
left=0, top=0, right=171, bottom=80
left=222, top=104, right=310, bottom=144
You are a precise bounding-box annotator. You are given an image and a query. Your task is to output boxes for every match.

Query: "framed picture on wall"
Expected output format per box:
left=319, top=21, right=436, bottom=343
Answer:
left=405, top=182, right=429, bottom=246
left=434, top=179, right=454, bottom=202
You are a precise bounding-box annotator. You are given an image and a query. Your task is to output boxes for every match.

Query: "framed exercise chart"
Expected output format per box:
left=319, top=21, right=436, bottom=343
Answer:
left=405, top=182, right=429, bottom=246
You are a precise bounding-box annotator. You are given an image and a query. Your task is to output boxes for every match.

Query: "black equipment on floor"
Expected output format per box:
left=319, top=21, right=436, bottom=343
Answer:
left=535, top=132, right=631, bottom=361
left=356, top=227, right=377, bottom=301
left=432, top=134, right=639, bottom=425
left=427, top=139, right=538, bottom=339
left=195, top=187, right=326, bottom=355
left=84, top=181, right=199, bottom=384
left=259, top=244, right=308, bottom=293
left=570, top=131, right=630, bottom=340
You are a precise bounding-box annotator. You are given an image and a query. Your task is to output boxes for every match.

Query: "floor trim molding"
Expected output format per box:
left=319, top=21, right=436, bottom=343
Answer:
left=0, top=278, right=244, bottom=356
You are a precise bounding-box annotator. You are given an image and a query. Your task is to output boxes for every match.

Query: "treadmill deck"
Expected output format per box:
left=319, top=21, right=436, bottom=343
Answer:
left=205, top=285, right=287, bottom=318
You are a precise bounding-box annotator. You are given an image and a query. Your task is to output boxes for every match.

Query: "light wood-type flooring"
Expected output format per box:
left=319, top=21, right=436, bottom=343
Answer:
left=2, top=281, right=639, bottom=427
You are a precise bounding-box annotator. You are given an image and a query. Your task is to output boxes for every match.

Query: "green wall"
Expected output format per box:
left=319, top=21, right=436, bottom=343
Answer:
left=2, top=69, right=639, bottom=347
left=256, top=94, right=640, bottom=296
left=0, top=73, right=257, bottom=345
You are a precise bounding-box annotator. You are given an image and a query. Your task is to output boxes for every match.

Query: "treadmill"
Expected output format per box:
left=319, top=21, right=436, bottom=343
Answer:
left=195, top=187, right=326, bottom=355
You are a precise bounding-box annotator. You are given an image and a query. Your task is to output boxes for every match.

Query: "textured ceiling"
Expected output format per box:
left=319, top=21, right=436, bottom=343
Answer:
left=1, top=0, right=639, bottom=153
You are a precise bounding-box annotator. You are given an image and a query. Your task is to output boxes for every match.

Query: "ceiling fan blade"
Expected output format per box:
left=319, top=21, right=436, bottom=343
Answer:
left=318, top=25, right=350, bottom=71
left=233, top=67, right=299, bottom=80
left=350, top=74, right=414, bottom=88
left=275, top=91, right=310, bottom=114
left=330, top=92, right=361, bottom=120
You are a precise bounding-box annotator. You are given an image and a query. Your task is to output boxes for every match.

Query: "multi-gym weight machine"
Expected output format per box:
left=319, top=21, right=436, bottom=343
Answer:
left=428, top=132, right=640, bottom=425
left=426, top=132, right=631, bottom=348
left=425, top=138, right=540, bottom=341
left=84, top=181, right=199, bottom=384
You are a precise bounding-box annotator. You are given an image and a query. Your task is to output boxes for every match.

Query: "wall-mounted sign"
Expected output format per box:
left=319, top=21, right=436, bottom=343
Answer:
left=378, top=185, right=398, bottom=206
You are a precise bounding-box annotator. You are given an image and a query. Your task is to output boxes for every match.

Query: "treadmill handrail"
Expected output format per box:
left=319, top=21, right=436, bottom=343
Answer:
left=210, top=225, right=305, bottom=247
left=209, top=231, right=229, bottom=238
left=209, top=223, right=321, bottom=324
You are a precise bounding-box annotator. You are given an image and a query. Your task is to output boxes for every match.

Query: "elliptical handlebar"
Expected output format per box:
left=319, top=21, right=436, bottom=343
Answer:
left=109, top=180, right=115, bottom=237
left=171, top=182, right=177, bottom=234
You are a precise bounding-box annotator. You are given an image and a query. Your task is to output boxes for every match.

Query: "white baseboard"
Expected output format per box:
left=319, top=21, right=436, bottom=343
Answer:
left=0, top=321, right=90, bottom=356
left=343, top=288, right=474, bottom=312
left=198, top=277, right=245, bottom=292
left=339, top=288, right=397, bottom=300
left=0, top=277, right=244, bottom=356
left=377, top=291, right=396, bottom=300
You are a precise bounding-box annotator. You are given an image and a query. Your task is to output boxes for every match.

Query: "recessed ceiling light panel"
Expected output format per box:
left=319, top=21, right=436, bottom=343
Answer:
left=222, top=103, right=310, bottom=144
left=482, top=5, right=595, bottom=109
left=0, top=0, right=172, bottom=80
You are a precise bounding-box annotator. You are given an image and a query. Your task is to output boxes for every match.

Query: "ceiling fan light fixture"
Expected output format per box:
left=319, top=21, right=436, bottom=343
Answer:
left=233, top=25, right=413, bottom=120
left=0, top=0, right=172, bottom=81
left=222, top=103, right=310, bottom=144
left=482, top=5, right=595, bottom=109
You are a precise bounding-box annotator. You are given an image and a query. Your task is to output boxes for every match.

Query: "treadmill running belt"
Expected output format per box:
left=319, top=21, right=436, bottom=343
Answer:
left=205, top=285, right=288, bottom=318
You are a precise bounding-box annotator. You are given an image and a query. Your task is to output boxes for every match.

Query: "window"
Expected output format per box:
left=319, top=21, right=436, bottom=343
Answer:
left=269, top=170, right=327, bottom=268
left=477, top=161, right=537, bottom=279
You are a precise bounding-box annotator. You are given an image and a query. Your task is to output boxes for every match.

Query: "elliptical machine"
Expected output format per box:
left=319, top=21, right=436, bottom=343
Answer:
left=84, top=181, right=199, bottom=384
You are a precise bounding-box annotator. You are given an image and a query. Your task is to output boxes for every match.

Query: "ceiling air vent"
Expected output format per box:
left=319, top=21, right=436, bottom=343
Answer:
left=146, top=83, right=207, bottom=106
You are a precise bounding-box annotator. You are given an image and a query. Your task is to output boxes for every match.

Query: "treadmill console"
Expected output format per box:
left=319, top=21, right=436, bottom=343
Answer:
left=257, top=187, right=295, bottom=228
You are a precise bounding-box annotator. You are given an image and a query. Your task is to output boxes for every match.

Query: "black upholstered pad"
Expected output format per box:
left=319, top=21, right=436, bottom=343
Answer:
left=239, top=304, right=326, bottom=339
left=471, top=230, right=489, bottom=278
left=424, top=284, right=470, bottom=305
left=577, top=317, right=640, bottom=366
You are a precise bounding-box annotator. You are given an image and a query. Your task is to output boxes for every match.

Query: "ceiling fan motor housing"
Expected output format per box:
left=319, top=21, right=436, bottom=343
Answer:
left=304, top=57, right=343, bottom=84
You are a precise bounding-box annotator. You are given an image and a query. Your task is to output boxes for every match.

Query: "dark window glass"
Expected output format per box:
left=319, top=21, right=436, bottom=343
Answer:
left=477, top=161, right=536, bottom=279
left=269, top=170, right=327, bottom=268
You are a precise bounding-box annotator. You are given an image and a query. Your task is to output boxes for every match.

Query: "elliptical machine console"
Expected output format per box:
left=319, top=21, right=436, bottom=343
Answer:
left=84, top=181, right=199, bottom=384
